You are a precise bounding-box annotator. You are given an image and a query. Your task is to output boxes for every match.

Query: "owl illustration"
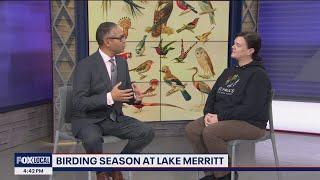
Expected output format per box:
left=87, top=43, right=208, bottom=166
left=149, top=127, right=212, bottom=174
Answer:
left=195, top=47, right=215, bottom=79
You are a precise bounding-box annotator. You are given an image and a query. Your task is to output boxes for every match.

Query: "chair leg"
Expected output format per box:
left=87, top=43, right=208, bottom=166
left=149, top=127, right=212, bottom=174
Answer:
left=88, top=171, right=92, bottom=180
left=271, top=136, right=280, bottom=166
left=196, top=171, right=200, bottom=180
left=50, top=131, right=60, bottom=180
left=49, top=173, right=54, bottom=180
left=271, top=135, right=281, bottom=180
left=53, top=131, right=60, bottom=153
left=70, top=141, right=81, bottom=180
left=231, top=145, right=236, bottom=180
left=128, top=171, right=133, bottom=180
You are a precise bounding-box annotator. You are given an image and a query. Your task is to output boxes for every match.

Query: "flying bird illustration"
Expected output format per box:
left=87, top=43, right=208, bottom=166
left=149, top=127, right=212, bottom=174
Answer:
left=160, top=65, right=191, bottom=101
left=198, top=0, right=216, bottom=25
left=176, top=18, right=199, bottom=33
left=153, top=38, right=176, bottom=58
left=145, top=0, right=174, bottom=38
left=173, top=39, right=197, bottom=63
left=195, top=47, right=215, bottom=79
left=176, top=0, right=198, bottom=16
left=135, top=35, right=147, bottom=56
left=129, top=60, right=154, bottom=80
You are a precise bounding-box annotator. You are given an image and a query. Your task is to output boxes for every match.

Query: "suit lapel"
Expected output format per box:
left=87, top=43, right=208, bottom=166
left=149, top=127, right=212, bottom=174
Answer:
left=94, top=51, right=112, bottom=91
left=115, top=57, right=124, bottom=86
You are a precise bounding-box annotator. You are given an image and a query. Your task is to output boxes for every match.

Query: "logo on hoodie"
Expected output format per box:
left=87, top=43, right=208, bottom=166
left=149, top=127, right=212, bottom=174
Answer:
left=217, top=74, right=240, bottom=95
left=225, top=74, right=240, bottom=88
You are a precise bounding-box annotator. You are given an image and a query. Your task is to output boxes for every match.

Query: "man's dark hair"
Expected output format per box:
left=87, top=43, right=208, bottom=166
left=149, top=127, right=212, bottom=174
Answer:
left=96, top=22, right=117, bottom=46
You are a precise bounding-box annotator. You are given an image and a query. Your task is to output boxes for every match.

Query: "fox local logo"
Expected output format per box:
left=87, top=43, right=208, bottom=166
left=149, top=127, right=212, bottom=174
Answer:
left=15, top=153, right=51, bottom=166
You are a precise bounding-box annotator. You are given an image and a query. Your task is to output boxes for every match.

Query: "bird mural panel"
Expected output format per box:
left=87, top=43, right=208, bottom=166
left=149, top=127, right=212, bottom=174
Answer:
left=89, top=0, right=230, bottom=121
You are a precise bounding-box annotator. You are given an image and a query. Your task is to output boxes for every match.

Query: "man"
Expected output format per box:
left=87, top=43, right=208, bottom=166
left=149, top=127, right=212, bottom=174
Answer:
left=71, top=22, right=155, bottom=180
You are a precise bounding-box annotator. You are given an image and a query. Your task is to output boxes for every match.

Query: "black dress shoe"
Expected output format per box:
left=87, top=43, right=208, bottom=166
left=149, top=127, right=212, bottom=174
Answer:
left=200, top=174, right=217, bottom=180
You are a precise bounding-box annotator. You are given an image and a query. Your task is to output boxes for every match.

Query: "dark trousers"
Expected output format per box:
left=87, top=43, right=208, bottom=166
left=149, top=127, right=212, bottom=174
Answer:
left=185, top=117, right=265, bottom=178
left=77, top=115, right=155, bottom=154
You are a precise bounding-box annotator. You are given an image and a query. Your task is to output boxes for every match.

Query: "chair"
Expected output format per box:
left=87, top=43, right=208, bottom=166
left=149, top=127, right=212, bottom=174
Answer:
left=196, top=90, right=281, bottom=180
left=50, top=86, right=132, bottom=180
left=228, top=90, right=281, bottom=180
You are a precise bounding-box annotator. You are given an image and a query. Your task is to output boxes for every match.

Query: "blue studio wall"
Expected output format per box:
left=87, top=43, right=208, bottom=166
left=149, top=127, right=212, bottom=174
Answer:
left=259, top=1, right=320, bottom=101
left=0, top=1, right=52, bottom=112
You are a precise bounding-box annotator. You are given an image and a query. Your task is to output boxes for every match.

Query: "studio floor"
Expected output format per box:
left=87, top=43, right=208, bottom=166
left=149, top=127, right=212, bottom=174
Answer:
left=1, top=132, right=320, bottom=180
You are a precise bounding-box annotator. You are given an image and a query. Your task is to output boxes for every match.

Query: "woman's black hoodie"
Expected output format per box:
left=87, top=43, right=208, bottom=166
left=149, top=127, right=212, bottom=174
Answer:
left=203, top=60, right=271, bottom=129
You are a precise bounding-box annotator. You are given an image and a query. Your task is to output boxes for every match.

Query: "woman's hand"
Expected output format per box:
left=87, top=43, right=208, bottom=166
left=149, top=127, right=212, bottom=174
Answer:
left=204, top=113, right=218, bottom=126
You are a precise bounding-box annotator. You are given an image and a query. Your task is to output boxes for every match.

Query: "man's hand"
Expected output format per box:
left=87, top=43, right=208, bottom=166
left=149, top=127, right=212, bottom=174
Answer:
left=204, top=113, right=218, bottom=126
left=132, top=83, right=143, bottom=102
left=111, top=82, right=134, bottom=102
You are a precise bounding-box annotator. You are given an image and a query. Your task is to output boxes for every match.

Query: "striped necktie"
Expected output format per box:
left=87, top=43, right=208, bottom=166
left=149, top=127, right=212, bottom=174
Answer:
left=109, top=58, right=117, bottom=121
left=110, top=58, right=117, bottom=87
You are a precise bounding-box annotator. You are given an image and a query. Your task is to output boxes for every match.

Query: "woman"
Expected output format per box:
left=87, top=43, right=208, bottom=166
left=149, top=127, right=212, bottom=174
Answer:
left=185, top=32, right=271, bottom=180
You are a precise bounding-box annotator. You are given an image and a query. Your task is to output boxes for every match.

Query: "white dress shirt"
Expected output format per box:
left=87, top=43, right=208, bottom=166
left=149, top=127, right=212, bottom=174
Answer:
left=99, top=48, right=116, bottom=106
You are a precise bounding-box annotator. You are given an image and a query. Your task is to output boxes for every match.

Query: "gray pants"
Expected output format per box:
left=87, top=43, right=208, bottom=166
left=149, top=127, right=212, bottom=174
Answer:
left=185, top=116, right=265, bottom=178
left=77, top=115, right=155, bottom=154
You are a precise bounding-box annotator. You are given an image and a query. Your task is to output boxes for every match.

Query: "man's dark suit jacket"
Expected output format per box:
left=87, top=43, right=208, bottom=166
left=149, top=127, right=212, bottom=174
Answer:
left=71, top=50, right=137, bottom=136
